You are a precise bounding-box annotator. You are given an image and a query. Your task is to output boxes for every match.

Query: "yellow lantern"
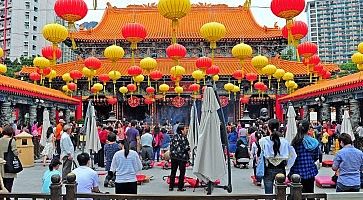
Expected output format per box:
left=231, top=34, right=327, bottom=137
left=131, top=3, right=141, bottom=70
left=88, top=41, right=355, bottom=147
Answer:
left=82, top=67, right=91, bottom=77
left=170, top=65, right=185, bottom=77
left=358, top=42, right=363, bottom=54
left=273, top=69, right=285, bottom=91
left=224, top=83, right=234, bottom=99
left=252, top=55, right=269, bottom=74
left=133, top=74, right=145, bottom=86
left=232, top=43, right=253, bottom=75
left=159, top=83, right=170, bottom=100
left=192, top=70, right=204, bottom=84
left=62, top=85, right=69, bottom=92
left=212, top=75, right=219, bottom=82
left=285, top=80, right=296, bottom=94
left=174, top=86, right=183, bottom=96
left=282, top=72, right=294, bottom=81
left=119, top=86, right=128, bottom=96
left=357, top=64, right=363, bottom=71
left=46, top=70, right=57, bottom=88
left=352, top=52, right=363, bottom=64
left=0, top=48, right=3, bottom=58
left=104, top=45, right=125, bottom=63
left=0, top=64, right=7, bottom=74
left=93, top=83, right=103, bottom=93
left=293, top=82, right=298, bottom=90
left=232, top=85, right=240, bottom=100
left=262, top=64, right=277, bottom=88
left=200, top=22, right=226, bottom=58
left=42, top=23, right=68, bottom=48
left=140, top=57, right=157, bottom=85
left=108, top=70, right=122, bottom=95
left=158, top=0, right=191, bottom=44
left=62, top=73, right=73, bottom=83
left=33, top=57, right=50, bottom=69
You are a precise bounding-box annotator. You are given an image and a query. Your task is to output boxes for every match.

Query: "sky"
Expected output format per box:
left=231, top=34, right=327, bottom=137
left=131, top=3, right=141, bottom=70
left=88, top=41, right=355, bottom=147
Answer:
left=80, top=0, right=307, bottom=27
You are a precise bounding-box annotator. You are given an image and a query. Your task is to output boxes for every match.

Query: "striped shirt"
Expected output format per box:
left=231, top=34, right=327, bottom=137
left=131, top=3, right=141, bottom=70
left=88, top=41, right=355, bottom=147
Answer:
left=110, top=150, right=142, bottom=183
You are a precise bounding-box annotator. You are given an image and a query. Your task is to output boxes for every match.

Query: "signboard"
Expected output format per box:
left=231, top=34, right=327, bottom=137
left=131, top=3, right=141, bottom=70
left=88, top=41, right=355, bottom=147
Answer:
left=310, top=112, right=318, bottom=122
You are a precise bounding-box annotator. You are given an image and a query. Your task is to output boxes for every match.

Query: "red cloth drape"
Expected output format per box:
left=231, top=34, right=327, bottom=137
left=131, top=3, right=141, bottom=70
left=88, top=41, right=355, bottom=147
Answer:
left=275, top=95, right=286, bottom=123
left=73, top=96, right=83, bottom=121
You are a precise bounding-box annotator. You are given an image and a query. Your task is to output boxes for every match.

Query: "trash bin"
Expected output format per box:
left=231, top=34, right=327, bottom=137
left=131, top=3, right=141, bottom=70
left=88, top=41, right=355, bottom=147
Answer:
left=14, top=132, right=34, bottom=167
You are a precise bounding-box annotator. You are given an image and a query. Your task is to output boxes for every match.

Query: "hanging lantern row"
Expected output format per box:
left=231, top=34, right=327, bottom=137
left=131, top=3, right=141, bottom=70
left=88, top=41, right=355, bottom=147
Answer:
left=352, top=42, right=363, bottom=71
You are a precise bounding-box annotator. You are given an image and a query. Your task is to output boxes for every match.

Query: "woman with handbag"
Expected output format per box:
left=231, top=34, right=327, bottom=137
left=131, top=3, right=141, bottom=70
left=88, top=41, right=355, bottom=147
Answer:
left=0, top=125, right=20, bottom=193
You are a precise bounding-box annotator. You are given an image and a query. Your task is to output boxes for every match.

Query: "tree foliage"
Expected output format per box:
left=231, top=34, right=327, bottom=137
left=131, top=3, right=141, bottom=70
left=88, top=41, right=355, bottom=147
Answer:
left=337, top=62, right=358, bottom=77
left=4, top=56, right=34, bottom=77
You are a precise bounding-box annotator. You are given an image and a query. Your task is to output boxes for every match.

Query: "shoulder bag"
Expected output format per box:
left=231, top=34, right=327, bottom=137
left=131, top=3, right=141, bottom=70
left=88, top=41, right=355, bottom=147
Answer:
left=4, top=138, right=23, bottom=173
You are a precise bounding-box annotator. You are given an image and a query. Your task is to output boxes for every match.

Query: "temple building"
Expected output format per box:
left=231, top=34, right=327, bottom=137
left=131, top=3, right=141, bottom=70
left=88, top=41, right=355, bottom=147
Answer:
left=20, top=3, right=339, bottom=124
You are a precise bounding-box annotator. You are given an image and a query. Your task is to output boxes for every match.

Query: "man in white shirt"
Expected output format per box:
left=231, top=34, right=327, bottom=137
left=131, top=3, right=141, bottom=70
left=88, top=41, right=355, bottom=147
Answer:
left=140, top=127, right=153, bottom=161
left=60, top=124, right=74, bottom=180
left=72, top=153, right=100, bottom=200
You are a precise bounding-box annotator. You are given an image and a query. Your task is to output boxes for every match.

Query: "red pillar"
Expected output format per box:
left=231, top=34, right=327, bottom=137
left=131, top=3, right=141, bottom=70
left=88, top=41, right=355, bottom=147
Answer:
left=73, top=96, right=83, bottom=121
left=275, top=94, right=286, bottom=123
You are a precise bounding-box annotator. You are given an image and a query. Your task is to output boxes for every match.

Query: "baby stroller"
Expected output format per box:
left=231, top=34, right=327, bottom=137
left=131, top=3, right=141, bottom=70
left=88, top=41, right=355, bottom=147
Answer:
left=234, top=140, right=250, bottom=169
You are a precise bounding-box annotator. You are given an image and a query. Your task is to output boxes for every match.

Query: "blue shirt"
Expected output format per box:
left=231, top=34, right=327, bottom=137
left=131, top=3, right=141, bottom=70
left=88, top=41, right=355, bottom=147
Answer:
left=110, top=150, right=142, bottom=183
left=41, top=169, right=61, bottom=193
left=161, top=133, right=171, bottom=148
left=72, top=166, right=99, bottom=200
left=333, top=145, right=363, bottom=186
left=126, top=127, right=139, bottom=149
left=104, top=143, right=120, bottom=171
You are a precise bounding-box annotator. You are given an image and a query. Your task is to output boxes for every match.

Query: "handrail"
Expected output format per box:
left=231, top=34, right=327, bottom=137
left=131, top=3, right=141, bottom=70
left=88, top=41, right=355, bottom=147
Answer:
left=0, top=193, right=54, bottom=198
left=76, top=193, right=278, bottom=199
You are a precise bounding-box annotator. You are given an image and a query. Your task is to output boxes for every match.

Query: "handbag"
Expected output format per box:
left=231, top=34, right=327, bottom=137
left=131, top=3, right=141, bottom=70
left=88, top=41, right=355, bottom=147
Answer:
left=4, top=138, right=23, bottom=173
left=256, top=149, right=265, bottom=177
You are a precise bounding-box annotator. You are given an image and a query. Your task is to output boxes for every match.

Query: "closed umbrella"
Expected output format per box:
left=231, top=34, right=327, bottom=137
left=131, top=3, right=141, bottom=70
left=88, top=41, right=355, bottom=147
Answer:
left=193, top=87, right=227, bottom=184
left=188, top=101, right=199, bottom=164
left=285, top=105, right=297, bottom=143
left=341, top=109, right=355, bottom=141
left=40, top=109, right=50, bottom=147
left=85, top=101, right=101, bottom=154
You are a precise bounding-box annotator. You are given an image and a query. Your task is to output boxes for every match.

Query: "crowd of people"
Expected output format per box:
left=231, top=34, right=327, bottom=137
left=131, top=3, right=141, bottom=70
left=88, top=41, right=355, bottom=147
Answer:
left=0, top=116, right=363, bottom=196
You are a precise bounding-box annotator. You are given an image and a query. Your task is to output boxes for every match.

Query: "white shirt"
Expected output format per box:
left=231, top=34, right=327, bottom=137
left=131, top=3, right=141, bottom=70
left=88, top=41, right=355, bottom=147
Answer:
left=72, top=166, right=99, bottom=200
left=141, top=133, right=153, bottom=147
left=356, top=126, right=363, bottom=137
left=110, top=150, right=142, bottom=183
left=60, top=132, right=74, bottom=158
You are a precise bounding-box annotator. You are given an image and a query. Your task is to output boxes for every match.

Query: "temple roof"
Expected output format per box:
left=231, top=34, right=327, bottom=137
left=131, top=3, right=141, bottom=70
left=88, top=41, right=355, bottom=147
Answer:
left=0, top=75, right=79, bottom=104
left=20, top=57, right=339, bottom=77
left=280, top=71, right=363, bottom=102
left=73, top=4, right=283, bottom=42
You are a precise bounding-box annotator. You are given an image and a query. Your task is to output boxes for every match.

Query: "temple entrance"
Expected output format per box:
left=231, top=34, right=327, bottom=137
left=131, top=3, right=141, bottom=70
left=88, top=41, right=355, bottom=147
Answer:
left=245, top=94, right=274, bottom=120
left=121, top=104, right=150, bottom=123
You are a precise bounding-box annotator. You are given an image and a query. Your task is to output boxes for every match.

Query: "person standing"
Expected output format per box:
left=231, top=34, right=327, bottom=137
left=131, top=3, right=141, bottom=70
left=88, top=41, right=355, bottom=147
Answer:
left=41, top=127, right=55, bottom=166
left=0, top=126, right=19, bottom=193
left=126, top=121, right=140, bottom=152
left=104, top=132, right=120, bottom=187
left=41, top=158, right=61, bottom=193
left=228, top=127, right=238, bottom=153
left=289, top=120, right=320, bottom=196
left=97, top=126, right=110, bottom=168
left=110, top=139, right=142, bottom=194
left=356, top=122, right=363, bottom=138
left=55, top=119, right=65, bottom=156
left=160, top=128, right=171, bottom=155
left=60, top=124, right=74, bottom=180
left=72, top=153, right=100, bottom=198
left=152, top=126, right=163, bottom=162
left=333, top=133, right=363, bottom=192
left=169, top=124, right=190, bottom=192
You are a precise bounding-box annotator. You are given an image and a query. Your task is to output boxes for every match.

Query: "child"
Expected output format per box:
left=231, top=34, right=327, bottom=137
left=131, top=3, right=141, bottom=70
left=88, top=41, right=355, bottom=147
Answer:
left=41, top=158, right=62, bottom=193
left=321, top=128, right=329, bottom=154
left=104, top=132, right=120, bottom=187
left=251, top=131, right=262, bottom=185
left=234, top=139, right=250, bottom=169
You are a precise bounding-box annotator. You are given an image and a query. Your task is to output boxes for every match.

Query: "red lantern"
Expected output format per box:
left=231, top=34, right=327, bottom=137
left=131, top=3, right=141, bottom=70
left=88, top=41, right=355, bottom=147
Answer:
left=319, top=68, right=327, bottom=77
left=281, top=21, right=308, bottom=40
left=246, top=73, right=258, bottom=82
left=149, top=70, right=163, bottom=81
left=189, top=83, right=200, bottom=92
left=41, top=46, right=62, bottom=60
left=270, top=0, right=305, bottom=20
left=166, top=44, right=187, bottom=60
left=144, top=98, right=154, bottom=105
left=121, top=23, right=147, bottom=46
left=260, top=84, right=268, bottom=92
left=171, top=75, right=182, bottom=82
left=206, top=65, right=220, bottom=75
left=309, top=54, right=320, bottom=65
left=127, top=84, right=137, bottom=92
left=146, top=86, right=155, bottom=94
left=297, top=42, right=318, bottom=58
left=90, top=86, right=97, bottom=94
left=29, top=72, right=41, bottom=81
left=232, top=70, right=244, bottom=83
left=313, top=63, right=324, bottom=73
left=240, top=96, right=250, bottom=104
left=84, top=57, right=101, bottom=70
left=254, top=82, right=264, bottom=90
left=67, top=82, right=77, bottom=91
left=107, top=97, right=118, bottom=105
left=127, top=65, right=142, bottom=76
left=196, top=57, right=212, bottom=71
left=70, top=70, right=82, bottom=80
left=98, top=74, right=110, bottom=84
left=54, top=0, right=88, bottom=23
left=37, top=67, right=51, bottom=76
left=322, top=71, right=331, bottom=79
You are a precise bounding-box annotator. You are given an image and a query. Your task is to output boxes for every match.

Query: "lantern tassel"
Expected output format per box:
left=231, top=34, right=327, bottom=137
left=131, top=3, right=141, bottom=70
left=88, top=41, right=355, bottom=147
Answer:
left=268, top=78, right=271, bottom=89
left=171, top=19, right=179, bottom=44
left=310, top=72, right=312, bottom=83
left=113, top=83, right=116, bottom=96
left=93, top=0, right=97, bottom=10
left=148, top=76, right=150, bottom=86
left=250, top=82, right=253, bottom=93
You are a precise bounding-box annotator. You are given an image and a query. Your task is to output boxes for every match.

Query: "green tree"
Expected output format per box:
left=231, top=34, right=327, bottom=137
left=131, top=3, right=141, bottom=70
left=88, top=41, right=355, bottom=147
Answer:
left=281, top=48, right=296, bottom=61
left=4, top=56, right=34, bottom=77
left=337, top=62, right=358, bottom=77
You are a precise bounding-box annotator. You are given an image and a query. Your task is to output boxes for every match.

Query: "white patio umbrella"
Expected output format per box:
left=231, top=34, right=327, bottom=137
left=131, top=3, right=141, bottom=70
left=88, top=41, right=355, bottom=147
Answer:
left=85, top=101, right=101, bottom=154
left=193, top=87, right=226, bottom=183
left=188, top=101, right=199, bottom=161
left=341, top=109, right=355, bottom=141
left=40, top=109, right=50, bottom=147
left=285, top=105, right=297, bottom=143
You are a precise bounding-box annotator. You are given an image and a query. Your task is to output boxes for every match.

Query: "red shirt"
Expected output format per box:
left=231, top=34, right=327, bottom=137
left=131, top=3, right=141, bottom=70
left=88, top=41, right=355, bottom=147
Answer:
left=98, top=130, right=108, bottom=144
